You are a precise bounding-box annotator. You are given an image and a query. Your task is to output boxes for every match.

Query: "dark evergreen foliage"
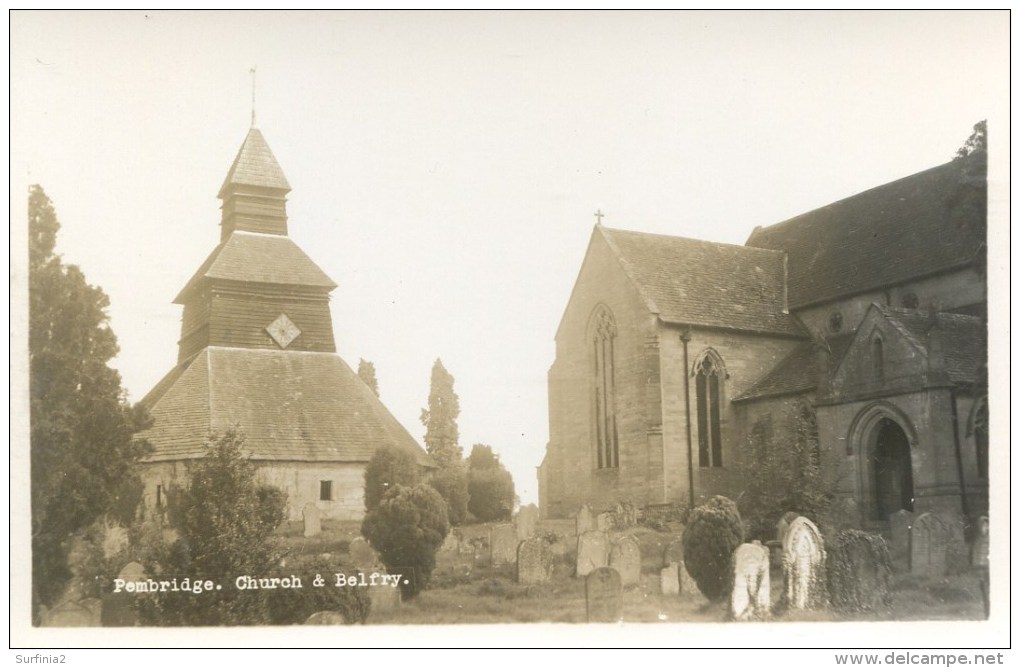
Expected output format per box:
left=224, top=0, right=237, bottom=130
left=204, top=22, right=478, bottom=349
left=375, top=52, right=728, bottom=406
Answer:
left=682, top=496, right=744, bottom=601
left=363, top=446, right=421, bottom=512
left=420, top=358, right=462, bottom=468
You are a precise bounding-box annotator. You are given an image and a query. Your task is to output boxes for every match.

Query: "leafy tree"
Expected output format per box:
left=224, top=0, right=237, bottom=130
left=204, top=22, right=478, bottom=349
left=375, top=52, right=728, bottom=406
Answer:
left=737, top=400, right=833, bottom=540
left=419, top=358, right=462, bottom=468
left=683, top=496, right=744, bottom=602
left=363, top=446, right=421, bottom=511
left=361, top=484, right=449, bottom=599
left=357, top=358, right=379, bottom=397
left=955, top=119, right=987, bottom=159
left=142, top=430, right=287, bottom=625
left=427, top=465, right=469, bottom=525
left=28, top=185, right=151, bottom=615
left=466, top=444, right=516, bottom=522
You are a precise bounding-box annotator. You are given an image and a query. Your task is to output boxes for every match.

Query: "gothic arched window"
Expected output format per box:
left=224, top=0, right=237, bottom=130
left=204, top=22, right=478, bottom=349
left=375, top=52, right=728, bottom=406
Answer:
left=590, top=305, right=618, bottom=469
left=695, top=351, right=725, bottom=467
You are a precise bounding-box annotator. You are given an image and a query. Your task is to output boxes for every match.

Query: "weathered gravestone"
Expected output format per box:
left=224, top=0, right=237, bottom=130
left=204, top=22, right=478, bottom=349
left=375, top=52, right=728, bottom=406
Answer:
left=662, top=537, right=700, bottom=599
left=972, top=516, right=989, bottom=567
left=596, top=512, right=613, bottom=532
left=827, top=531, right=892, bottom=613
left=101, top=562, right=146, bottom=627
left=101, top=520, right=130, bottom=560
left=731, top=541, right=770, bottom=621
left=609, top=536, right=641, bottom=587
left=439, top=530, right=462, bottom=553
left=349, top=537, right=383, bottom=570
left=660, top=563, right=680, bottom=596
left=782, top=516, right=826, bottom=609
left=368, top=582, right=401, bottom=616
left=302, top=502, right=322, bottom=538
left=576, top=504, right=595, bottom=535
left=585, top=567, right=622, bottom=623
left=576, top=530, right=610, bottom=577
left=490, top=524, right=519, bottom=566
left=516, top=504, right=540, bottom=541
left=911, top=512, right=948, bottom=577
left=305, top=611, right=348, bottom=625
left=776, top=511, right=800, bottom=543
left=517, top=538, right=553, bottom=584
left=888, top=509, right=913, bottom=570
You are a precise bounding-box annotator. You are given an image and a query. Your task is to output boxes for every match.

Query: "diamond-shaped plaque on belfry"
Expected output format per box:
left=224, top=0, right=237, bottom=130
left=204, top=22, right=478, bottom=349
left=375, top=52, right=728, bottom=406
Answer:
left=266, top=313, right=301, bottom=349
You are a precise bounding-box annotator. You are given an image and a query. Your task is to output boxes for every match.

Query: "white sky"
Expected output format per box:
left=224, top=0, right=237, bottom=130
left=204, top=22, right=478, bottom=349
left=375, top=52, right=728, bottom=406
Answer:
left=10, top=10, right=1009, bottom=507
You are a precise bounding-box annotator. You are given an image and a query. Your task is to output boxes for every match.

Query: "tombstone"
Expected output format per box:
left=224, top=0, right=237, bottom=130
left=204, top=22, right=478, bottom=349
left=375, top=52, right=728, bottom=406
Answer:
left=516, top=504, right=540, bottom=542
left=575, top=504, right=595, bottom=535
left=596, top=512, right=613, bottom=532
left=888, top=509, right=913, bottom=569
left=911, top=512, right=948, bottom=577
left=782, top=516, right=826, bottom=609
left=585, top=567, right=622, bottom=623
left=439, top=530, right=462, bottom=553
left=516, top=538, right=553, bottom=584
left=368, top=581, right=402, bottom=616
left=305, top=610, right=348, bottom=625
left=302, top=502, right=322, bottom=538
left=101, top=521, right=130, bottom=560
left=678, top=559, right=702, bottom=600
left=663, top=537, right=685, bottom=568
left=41, top=600, right=99, bottom=627
left=829, top=532, right=892, bottom=613
left=608, top=536, right=641, bottom=587
left=575, top=530, right=610, bottom=577
left=660, top=563, right=680, bottom=595
left=490, top=524, right=519, bottom=566
left=101, top=561, right=146, bottom=627
left=731, top=541, right=771, bottom=621
left=349, top=537, right=383, bottom=570
left=972, top=516, right=989, bottom=567
left=776, top=511, right=800, bottom=543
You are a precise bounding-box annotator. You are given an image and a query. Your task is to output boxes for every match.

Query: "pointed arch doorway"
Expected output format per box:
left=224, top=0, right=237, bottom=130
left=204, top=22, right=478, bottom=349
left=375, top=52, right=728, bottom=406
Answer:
left=868, top=417, right=915, bottom=520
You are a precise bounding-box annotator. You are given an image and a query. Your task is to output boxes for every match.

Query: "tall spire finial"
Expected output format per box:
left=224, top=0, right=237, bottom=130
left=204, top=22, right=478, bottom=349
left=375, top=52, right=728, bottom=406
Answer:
left=250, top=66, right=257, bottom=128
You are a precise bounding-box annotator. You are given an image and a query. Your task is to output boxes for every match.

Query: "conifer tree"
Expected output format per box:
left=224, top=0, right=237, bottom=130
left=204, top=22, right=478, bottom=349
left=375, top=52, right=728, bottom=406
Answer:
left=357, top=358, right=379, bottom=397
left=419, top=358, right=462, bottom=468
left=28, top=185, right=150, bottom=614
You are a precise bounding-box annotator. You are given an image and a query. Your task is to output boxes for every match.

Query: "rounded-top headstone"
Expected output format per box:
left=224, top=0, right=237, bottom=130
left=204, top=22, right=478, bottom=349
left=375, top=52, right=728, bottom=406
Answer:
left=305, top=611, right=348, bottom=625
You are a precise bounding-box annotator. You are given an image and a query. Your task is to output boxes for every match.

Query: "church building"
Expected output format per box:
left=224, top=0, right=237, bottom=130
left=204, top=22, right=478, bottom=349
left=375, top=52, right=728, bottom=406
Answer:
left=135, top=127, right=430, bottom=521
left=539, top=151, right=987, bottom=532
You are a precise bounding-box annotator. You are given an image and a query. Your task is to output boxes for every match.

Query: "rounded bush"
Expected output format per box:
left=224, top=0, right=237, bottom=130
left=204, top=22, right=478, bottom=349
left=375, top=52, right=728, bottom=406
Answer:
left=467, top=467, right=515, bottom=522
left=361, top=484, right=450, bottom=599
left=363, top=447, right=421, bottom=512
left=682, top=496, right=745, bottom=601
left=428, top=466, right=470, bottom=526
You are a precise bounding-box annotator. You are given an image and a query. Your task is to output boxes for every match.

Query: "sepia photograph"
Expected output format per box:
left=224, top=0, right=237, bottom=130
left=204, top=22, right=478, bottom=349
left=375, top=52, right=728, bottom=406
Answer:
left=9, top=9, right=1010, bottom=654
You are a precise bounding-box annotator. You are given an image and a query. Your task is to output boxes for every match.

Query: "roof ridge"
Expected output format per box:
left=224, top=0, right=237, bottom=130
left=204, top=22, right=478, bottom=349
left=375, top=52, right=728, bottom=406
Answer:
left=598, top=226, right=661, bottom=315
left=603, top=226, right=787, bottom=257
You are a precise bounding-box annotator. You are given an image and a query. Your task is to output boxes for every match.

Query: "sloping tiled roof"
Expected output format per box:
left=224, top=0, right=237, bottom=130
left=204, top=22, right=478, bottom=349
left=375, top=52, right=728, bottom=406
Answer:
left=600, top=227, right=804, bottom=336
left=733, top=333, right=855, bottom=402
left=746, top=155, right=986, bottom=309
left=218, top=128, right=291, bottom=197
left=174, top=232, right=337, bottom=303
left=138, top=347, right=430, bottom=465
left=876, top=306, right=986, bottom=385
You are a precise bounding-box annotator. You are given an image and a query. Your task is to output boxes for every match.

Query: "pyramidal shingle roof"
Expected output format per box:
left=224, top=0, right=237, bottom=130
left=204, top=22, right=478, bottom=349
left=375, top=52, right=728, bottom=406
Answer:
left=218, top=127, right=291, bottom=197
left=174, top=231, right=337, bottom=303
left=599, top=226, right=805, bottom=336
left=138, top=347, right=431, bottom=465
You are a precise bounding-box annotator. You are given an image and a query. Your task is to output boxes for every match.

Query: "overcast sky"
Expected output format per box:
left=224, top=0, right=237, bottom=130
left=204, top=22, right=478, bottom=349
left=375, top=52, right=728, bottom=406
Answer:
left=11, top=10, right=1008, bottom=506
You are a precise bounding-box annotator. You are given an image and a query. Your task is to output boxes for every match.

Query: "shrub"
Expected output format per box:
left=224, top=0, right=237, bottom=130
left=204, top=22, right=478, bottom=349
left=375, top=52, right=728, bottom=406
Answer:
left=738, top=400, right=835, bottom=540
left=266, top=555, right=371, bottom=625
left=428, top=465, right=470, bottom=525
left=683, top=495, right=745, bottom=601
left=363, top=446, right=421, bottom=512
left=466, top=444, right=516, bottom=522
left=140, top=430, right=287, bottom=625
left=361, top=484, right=449, bottom=599
left=826, top=530, right=893, bottom=614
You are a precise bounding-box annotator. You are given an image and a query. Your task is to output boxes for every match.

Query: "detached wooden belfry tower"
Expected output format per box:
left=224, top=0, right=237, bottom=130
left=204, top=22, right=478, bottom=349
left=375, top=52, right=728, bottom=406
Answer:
left=137, top=127, right=429, bottom=521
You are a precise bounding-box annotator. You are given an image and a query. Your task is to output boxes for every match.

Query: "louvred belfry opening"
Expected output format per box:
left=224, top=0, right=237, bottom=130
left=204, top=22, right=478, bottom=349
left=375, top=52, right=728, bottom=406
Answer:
left=219, top=128, right=292, bottom=240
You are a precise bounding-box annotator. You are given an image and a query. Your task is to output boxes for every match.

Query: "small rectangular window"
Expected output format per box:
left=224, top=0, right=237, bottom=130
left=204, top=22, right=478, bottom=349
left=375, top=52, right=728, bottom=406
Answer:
left=320, top=480, right=333, bottom=501
left=156, top=484, right=165, bottom=508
